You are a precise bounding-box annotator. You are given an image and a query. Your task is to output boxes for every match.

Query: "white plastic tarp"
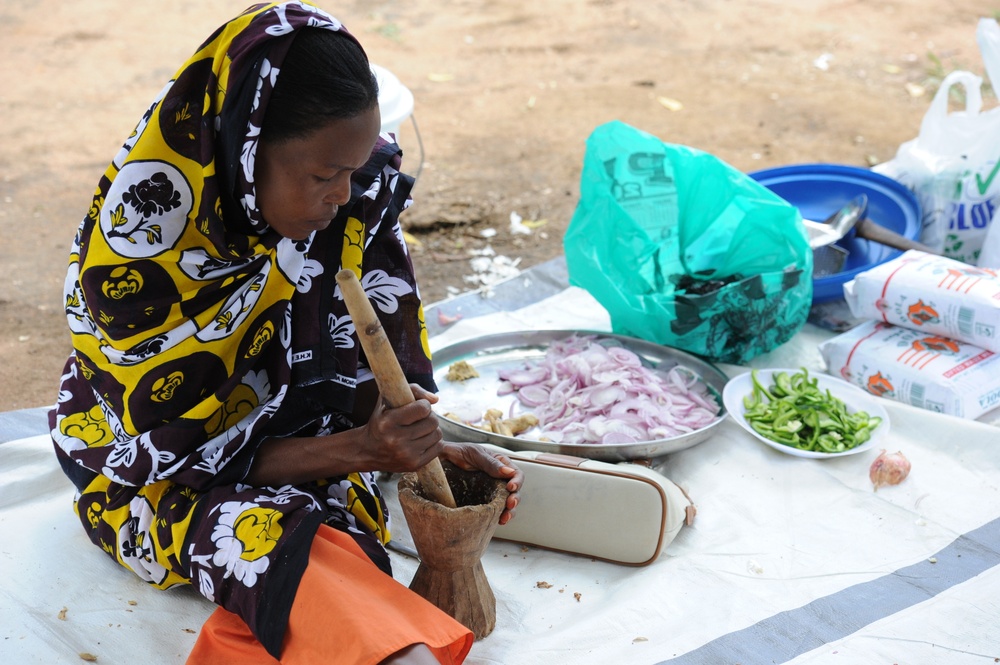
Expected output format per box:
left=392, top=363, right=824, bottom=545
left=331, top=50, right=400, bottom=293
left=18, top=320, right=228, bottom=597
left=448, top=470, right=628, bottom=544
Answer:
left=2, top=276, right=999, bottom=664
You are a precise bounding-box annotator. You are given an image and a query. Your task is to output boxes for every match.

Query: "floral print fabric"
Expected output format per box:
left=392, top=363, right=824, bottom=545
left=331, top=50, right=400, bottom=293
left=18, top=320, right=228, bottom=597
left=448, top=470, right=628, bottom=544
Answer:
left=48, top=1, right=433, bottom=657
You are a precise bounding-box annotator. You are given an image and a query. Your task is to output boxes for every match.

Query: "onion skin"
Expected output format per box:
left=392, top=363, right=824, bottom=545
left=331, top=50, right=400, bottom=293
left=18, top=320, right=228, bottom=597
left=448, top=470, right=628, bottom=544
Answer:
left=869, top=449, right=911, bottom=491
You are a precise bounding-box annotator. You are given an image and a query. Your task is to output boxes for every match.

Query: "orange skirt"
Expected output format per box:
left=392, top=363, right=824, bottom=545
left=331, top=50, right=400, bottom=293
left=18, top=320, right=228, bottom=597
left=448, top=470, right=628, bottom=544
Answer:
left=186, top=525, right=473, bottom=664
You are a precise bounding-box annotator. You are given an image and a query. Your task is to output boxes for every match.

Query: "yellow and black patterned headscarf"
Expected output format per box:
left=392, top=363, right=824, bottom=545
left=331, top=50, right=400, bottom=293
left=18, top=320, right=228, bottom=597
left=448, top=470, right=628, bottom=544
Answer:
left=51, top=1, right=433, bottom=492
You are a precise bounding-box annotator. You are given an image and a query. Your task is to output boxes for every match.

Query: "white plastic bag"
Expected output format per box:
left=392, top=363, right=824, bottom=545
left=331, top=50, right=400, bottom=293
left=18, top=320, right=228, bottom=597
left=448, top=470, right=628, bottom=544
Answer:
left=979, top=206, right=1000, bottom=268
left=874, top=18, right=1000, bottom=264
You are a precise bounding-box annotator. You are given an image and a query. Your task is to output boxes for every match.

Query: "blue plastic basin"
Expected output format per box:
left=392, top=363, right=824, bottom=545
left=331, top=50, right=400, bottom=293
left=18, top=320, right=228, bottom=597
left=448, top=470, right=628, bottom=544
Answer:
left=748, top=163, right=922, bottom=303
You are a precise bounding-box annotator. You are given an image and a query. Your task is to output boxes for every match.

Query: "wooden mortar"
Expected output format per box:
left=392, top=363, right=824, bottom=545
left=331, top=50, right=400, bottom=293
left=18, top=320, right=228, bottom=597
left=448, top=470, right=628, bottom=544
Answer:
left=398, top=464, right=508, bottom=639
left=335, top=269, right=508, bottom=636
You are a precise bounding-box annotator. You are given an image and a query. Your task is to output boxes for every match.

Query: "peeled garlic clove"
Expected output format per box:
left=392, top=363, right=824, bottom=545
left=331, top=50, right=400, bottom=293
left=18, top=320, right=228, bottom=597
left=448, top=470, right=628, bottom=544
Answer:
left=869, top=449, right=911, bottom=491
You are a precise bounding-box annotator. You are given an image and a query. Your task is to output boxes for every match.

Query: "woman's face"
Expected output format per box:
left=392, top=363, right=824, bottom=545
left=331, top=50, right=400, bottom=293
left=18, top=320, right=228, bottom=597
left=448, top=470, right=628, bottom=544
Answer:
left=255, top=105, right=381, bottom=240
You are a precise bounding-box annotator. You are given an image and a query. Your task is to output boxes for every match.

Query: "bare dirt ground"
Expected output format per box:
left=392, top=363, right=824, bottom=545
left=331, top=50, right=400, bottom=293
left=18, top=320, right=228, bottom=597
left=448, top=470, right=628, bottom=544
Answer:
left=0, top=0, right=993, bottom=411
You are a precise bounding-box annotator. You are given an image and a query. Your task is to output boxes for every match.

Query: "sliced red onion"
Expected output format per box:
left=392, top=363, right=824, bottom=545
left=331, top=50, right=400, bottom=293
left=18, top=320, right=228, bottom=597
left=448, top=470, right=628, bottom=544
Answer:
left=517, top=384, right=550, bottom=407
left=602, top=431, right=639, bottom=445
left=493, top=334, right=722, bottom=444
left=607, top=346, right=642, bottom=367
left=500, top=366, right=551, bottom=387
left=589, top=384, right=625, bottom=409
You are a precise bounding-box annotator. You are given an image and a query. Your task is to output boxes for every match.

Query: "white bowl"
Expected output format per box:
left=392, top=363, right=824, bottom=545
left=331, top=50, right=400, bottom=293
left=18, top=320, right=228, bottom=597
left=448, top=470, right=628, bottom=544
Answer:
left=722, top=368, right=890, bottom=459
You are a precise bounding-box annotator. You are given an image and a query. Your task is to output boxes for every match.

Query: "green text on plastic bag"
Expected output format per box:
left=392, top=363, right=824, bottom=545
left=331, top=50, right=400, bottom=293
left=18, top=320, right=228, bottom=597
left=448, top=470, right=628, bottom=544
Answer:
left=564, top=121, right=813, bottom=364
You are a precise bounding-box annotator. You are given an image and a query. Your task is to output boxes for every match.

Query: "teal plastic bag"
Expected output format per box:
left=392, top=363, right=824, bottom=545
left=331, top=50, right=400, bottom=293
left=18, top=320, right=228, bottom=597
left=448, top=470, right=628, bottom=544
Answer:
left=564, top=121, right=813, bottom=364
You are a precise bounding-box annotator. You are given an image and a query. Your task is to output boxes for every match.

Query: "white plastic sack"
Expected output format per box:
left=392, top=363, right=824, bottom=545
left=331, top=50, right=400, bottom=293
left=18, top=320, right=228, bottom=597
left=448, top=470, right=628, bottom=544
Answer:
left=843, top=249, right=1000, bottom=352
left=873, top=18, right=1000, bottom=264
left=819, top=319, right=1000, bottom=419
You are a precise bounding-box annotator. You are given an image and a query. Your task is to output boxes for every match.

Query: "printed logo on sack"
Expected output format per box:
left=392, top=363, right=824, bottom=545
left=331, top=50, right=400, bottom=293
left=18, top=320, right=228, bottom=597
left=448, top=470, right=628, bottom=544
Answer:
left=905, top=300, right=940, bottom=327
left=866, top=371, right=895, bottom=398
left=911, top=335, right=960, bottom=354
left=898, top=334, right=959, bottom=369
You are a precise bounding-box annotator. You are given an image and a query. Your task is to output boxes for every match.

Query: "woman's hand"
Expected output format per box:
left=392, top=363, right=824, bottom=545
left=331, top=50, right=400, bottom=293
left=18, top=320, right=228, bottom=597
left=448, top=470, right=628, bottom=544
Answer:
left=439, top=443, right=524, bottom=525
left=246, top=383, right=445, bottom=486
left=359, top=384, right=445, bottom=473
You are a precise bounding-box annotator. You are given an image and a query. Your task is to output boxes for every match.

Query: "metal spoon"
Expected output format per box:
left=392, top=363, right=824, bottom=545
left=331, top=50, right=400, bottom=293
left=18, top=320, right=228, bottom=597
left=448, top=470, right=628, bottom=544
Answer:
left=803, top=194, right=939, bottom=277
left=803, top=194, right=868, bottom=250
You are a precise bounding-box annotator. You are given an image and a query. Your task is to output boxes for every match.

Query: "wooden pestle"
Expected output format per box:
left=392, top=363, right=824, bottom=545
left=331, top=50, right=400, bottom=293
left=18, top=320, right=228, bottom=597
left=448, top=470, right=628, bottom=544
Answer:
left=335, top=269, right=457, bottom=508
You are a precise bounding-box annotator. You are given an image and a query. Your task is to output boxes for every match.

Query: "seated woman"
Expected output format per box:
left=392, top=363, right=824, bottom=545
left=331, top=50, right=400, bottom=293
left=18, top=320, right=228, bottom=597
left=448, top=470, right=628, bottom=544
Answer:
left=49, top=3, right=522, bottom=663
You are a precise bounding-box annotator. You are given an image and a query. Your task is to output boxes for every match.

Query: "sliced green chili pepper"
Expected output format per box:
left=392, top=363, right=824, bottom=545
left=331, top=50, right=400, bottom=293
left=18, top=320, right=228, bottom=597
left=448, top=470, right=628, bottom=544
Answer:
left=743, top=368, right=881, bottom=454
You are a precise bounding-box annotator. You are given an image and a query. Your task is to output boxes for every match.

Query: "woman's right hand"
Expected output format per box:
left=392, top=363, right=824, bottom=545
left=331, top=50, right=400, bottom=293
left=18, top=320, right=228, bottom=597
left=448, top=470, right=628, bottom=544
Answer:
left=245, top=384, right=444, bottom=486
left=358, top=383, right=445, bottom=473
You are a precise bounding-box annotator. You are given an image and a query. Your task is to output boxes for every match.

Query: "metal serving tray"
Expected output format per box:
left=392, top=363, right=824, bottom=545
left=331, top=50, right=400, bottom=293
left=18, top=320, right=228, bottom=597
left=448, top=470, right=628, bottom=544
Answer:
left=432, top=329, right=729, bottom=461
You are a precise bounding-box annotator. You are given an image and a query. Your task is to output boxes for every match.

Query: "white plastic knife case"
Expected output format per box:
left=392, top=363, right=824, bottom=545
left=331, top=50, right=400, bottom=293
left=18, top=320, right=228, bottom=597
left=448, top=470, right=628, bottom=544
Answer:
left=481, top=444, right=695, bottom=566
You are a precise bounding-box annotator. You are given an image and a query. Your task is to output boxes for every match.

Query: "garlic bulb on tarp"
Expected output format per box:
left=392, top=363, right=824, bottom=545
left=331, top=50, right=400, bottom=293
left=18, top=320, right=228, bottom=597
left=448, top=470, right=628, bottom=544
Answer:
left=869, top=450, right=911, bottom=490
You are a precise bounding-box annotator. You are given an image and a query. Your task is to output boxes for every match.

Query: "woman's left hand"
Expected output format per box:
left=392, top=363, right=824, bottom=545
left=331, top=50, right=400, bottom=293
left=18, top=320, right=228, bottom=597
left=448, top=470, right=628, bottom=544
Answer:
left=439, top=443, right=523, bottom=525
